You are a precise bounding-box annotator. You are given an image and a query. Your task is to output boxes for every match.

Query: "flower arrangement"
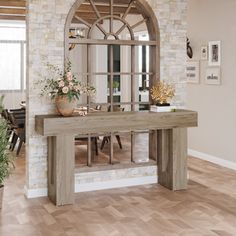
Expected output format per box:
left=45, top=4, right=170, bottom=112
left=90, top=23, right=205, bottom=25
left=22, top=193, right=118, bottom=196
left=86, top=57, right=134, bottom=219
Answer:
left=39, top=61, right=95, bottom=102
left=151, top=81, right=175, bottom=105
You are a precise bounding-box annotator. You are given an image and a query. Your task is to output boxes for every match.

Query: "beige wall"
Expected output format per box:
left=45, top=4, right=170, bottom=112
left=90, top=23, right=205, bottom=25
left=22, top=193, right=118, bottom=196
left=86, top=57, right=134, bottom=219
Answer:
left=0, top=92, right=25, bottom=109
left=187, top=0, right=236, bottom=163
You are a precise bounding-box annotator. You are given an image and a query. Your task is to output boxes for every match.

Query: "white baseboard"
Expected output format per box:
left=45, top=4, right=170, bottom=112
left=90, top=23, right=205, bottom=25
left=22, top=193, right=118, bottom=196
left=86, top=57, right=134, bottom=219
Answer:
left=24, top=186, right=47, bottom=198
left=75, top=176, right=158, bottom=193
left=26, top=150, right=236, bottom=199
left=188, top=149, right=236, bottom=171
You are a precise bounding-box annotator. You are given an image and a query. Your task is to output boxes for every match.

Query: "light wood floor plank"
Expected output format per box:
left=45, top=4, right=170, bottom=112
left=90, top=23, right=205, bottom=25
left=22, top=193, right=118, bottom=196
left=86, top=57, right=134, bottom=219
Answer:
left=2, top=149, right=236, bottom=235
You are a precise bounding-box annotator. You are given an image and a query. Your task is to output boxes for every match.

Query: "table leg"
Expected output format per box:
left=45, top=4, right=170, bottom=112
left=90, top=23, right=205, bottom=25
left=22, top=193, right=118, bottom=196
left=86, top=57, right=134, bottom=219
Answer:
left=157, top=128, right=187, bottom=191
left=48, top=135, right=75, bottom=206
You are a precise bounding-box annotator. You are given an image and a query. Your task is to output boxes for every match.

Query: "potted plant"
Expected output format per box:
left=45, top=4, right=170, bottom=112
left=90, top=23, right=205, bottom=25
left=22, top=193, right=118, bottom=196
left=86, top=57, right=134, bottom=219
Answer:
left=0, top=96, right=13, bottom=209
left=113, top=81, right=119, bottom=94
left=151, top=81, right=175, bottom=106
left=38, top=61, right=95, bottom=117
left=150, top=81, right=175, bottom=112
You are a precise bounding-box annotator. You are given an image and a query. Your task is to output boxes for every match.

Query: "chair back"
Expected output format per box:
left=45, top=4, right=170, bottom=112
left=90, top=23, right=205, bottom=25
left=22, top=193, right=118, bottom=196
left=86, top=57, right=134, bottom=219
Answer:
left=7, top=109, right=25, bottom=128
left=1, top=109, right=8, bottom=120
left=9, top=108, right=25, bottom=112
left=108, top=105, right=124, bottom=112
left=95, top=105, right=102, bottom=111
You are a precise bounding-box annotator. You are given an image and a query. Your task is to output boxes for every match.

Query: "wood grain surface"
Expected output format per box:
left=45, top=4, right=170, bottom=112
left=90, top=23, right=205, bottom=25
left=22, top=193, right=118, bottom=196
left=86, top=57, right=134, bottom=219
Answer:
left=2, top=151, right=236, bottom=236
left=35, top=110, right=197, bottom=205
left=35, top=110, right=198, bottom=136
left=157, top=128, right=188, bottom=190
left=48, top=135, right=75, bottom=206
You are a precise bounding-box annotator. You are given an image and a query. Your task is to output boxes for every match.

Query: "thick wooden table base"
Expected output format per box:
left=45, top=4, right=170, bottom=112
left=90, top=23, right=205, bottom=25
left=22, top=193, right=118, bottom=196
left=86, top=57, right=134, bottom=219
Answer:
left=48, top=135, right=75, bottom=205
left=35, top=110, right=198, bottom=206
left=158, top=128, right=187, bottom=190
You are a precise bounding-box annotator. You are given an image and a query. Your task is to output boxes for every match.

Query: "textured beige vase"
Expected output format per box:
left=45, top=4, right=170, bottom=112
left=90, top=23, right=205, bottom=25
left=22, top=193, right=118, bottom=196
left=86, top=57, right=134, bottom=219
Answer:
left=0, top=186, right=3, bottom=210
left=55, top=95, right=77, bottom=117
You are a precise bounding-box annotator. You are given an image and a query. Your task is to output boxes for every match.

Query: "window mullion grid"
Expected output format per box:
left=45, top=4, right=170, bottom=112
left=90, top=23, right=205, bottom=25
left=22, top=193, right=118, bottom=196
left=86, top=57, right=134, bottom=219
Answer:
left=110, top=0, right=113, bottom=34
left=109, top=44, right=114, bottom=164
left=0, top=40, right=25, bottom=92
left=20, top=42, right=24, bottom=91
left=87, top=44, right=92, bottom=167
left=131, top=45, right=136, bottom=163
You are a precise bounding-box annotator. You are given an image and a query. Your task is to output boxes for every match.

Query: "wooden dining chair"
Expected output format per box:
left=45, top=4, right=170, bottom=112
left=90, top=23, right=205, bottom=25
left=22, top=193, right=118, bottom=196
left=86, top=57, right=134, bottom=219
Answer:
left=7, top=110, right=25, bottom=155
left=75, top=105, right=102, bottom=156
left=100, top=106, right=124, bottom=150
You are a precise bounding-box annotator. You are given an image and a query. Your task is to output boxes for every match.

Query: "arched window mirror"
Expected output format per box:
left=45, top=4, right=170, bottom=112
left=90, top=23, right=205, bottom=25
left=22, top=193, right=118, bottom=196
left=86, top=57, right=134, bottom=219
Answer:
left=65, top=0, right=160, bottom=112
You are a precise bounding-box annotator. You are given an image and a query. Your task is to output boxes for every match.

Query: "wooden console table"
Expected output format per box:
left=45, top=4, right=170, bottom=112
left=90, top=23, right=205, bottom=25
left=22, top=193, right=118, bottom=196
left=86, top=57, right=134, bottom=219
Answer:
left=35, top=110, right=198, bottom=206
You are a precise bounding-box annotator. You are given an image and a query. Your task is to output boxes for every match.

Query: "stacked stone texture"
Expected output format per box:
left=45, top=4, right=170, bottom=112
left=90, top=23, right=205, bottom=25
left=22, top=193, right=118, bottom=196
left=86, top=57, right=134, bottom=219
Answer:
left=26, top=0, right=187, bottom=192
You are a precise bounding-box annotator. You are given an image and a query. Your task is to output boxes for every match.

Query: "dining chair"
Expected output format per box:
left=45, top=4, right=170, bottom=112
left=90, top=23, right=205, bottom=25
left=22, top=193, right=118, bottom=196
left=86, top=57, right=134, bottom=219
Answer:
left=75, top=105, right=102, bottom=157
left=100, top=106, right=124, bottom=150
left=7, top=110, right=25, bottom=155
left=1, top=109, right=13, bottom=145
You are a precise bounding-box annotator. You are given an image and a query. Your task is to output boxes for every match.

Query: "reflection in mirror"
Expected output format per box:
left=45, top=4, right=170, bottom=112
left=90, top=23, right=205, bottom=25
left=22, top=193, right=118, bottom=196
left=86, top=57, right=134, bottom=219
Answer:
left=91, top=75, right=108, bottom=104
left=69, top=0, right=149, bottom=41
left=68, top=0, right=154, bottom=112
left=67, top=0, right=159, bottom=168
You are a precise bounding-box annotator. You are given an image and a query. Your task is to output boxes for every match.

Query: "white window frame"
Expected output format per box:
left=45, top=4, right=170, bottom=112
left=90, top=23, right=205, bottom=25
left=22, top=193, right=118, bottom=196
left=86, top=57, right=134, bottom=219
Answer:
left=0, top=40, right=26, bottom=92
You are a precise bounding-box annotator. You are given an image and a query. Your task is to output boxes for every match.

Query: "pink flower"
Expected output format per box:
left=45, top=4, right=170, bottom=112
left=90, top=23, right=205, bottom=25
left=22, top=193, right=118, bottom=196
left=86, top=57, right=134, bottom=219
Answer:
left=69, top=82, right=73, bottom=89
left=62, top=86, right=69, bottom=94
left=58, top=80, right=64, bottom=87
left=67, top=72, right=73, bottom=81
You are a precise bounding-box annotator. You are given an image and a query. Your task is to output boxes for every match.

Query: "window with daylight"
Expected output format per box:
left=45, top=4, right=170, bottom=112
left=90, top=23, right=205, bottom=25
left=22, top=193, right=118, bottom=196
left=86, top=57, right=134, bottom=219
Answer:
left=0, top=23, right=26, bottom=91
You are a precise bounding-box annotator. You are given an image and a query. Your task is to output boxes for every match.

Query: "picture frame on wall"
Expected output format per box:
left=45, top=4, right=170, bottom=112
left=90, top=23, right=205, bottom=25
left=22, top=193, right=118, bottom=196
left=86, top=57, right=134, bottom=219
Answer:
left=205, top=67, right=221, bottom=85
left=201, top=46, right=208, bottom=60
left=208, top=41, right=221, bottom=66
left=186, top=60, right=200, bottom=84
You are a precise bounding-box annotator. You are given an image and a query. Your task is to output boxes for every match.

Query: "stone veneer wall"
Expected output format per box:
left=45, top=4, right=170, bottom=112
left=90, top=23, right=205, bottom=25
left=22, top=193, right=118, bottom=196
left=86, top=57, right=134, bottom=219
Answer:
left=26, top=0, right=187, bottom=194
left=75, top=165, right=158, bottom=192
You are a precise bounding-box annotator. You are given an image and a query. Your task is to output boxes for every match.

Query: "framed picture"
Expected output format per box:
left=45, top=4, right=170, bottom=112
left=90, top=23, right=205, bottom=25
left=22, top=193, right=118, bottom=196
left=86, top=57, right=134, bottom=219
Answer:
left=186, top=60, right=200, bottom=84
left=208, top=41, right=221, bottom=66
left=205, top=67, right=221, bottom=85
left=201, top=46, right=208, bottom=60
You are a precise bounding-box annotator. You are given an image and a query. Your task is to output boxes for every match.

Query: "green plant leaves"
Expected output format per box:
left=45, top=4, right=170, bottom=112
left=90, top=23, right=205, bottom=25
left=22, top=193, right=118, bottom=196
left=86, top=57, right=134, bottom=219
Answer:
left=0, top=97, right=14, bottom=186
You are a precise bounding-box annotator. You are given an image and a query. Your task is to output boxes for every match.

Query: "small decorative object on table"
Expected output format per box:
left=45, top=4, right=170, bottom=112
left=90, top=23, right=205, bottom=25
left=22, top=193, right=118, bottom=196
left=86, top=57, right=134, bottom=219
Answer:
left=0, top=95, right=14, bottom=209
left=38, top=61, right=95, bottom=117
left=150, top=81, right=176, bottom=112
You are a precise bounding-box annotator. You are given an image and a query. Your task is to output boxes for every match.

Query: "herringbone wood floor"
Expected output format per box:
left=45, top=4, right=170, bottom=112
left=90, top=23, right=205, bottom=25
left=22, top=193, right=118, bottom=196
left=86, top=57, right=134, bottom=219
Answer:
left=1, top=151, right=236, bottom=235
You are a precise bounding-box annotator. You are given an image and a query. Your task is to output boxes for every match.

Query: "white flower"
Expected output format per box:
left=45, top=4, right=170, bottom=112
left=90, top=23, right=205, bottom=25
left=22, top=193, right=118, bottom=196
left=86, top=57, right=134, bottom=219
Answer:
left=69, top=82, right=73, bottom=89
left=67, top=72, right=73, bottom=81
left=62, top=86, right=69, bottom=94
left=58, top=80, right=64, bottom=87
left=74, top=85, right=81, bottom=91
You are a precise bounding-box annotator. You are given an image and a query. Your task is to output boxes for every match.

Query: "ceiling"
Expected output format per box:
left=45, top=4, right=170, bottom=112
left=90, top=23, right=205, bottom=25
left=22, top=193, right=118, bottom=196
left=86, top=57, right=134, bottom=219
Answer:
left=0, top=0, right=26, bottom=21
left=0, top=0, right=139, bottom=23
left=75, top=0, right=140, bottom=24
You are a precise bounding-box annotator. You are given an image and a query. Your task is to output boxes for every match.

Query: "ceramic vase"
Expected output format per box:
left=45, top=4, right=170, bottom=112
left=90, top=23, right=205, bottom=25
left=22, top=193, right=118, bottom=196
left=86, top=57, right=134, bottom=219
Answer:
left=55, top=95, right=77, bottom=117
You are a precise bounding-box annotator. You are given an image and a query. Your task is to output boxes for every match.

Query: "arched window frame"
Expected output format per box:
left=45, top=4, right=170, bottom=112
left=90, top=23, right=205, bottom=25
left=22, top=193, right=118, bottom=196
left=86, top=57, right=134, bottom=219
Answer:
left=64, top=0, right=160, bottom=111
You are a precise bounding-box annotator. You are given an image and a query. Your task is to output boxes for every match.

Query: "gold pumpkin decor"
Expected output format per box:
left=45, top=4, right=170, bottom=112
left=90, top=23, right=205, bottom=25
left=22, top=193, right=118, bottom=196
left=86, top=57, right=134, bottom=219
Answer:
left=151, top=81, right=175, bottom=105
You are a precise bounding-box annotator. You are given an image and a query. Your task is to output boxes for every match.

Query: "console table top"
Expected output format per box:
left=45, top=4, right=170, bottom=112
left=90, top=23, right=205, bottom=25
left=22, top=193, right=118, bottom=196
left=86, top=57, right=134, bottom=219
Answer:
left=35, top=110, right=198, bottom=136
